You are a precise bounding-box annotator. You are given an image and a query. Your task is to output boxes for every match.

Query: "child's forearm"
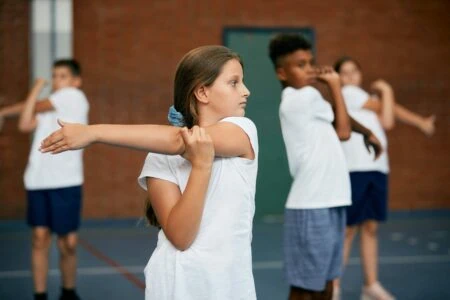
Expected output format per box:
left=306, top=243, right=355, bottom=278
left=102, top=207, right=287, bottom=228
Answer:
left=329, top=83, right=351, bottom=140
left=91, top=124, right=185, bottom=154
left=394, top=104, right=425, bottom=129
left=350, top=117, right=372, bottom=137
left=0, top=102, right=24, bottom=118
left=18, top=80, right=46, bottom=132
left=164, top=165, right=212, bottom=250
left=379, top=88, right=395, bottom=130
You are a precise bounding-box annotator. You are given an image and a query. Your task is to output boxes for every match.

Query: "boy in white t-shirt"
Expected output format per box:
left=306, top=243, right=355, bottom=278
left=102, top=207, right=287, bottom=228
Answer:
left=268, top=34, right=382, bottom=300
left=0, top=59, right=89, bottom=300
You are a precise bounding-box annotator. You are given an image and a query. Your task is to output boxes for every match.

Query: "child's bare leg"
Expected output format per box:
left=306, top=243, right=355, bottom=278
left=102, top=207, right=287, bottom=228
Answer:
left=333, top=226, right=357, bottom=288
left=360, top=220, right=379, bottom=286
left=316, top=280, right=333, bottom=300
left=57, top=232, right=78, bottom=289
left=31, top=227, right=52, bottom=293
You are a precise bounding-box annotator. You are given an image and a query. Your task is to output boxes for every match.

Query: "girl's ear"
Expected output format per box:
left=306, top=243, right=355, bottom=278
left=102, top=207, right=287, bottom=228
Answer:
left=194, top=85, right=209, bottom=104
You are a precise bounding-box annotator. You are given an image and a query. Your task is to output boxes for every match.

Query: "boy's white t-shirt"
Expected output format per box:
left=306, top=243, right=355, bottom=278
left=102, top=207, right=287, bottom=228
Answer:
left=24, top=87, right=89, bottom=190
left=138, top=117, right=258, bottom=300
left=340, top=85, right=389, bottom=173
left=279, top=86, right=351, bottom=209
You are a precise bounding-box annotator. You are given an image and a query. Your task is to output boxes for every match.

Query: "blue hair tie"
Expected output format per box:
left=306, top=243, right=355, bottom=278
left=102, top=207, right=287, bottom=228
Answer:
left=168, top=105, right=185, bottom=127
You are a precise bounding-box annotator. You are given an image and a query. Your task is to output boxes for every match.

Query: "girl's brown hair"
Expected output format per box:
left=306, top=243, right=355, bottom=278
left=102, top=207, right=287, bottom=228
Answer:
left=333, top=56, right=361, bottom=73
left=145, top=45, right=242, bottom=227
left=173, top=45, right=242, bottom=128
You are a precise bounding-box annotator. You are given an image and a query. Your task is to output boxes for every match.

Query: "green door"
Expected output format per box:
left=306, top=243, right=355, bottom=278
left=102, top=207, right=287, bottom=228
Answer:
left=224, top=28, right=315, bottom=219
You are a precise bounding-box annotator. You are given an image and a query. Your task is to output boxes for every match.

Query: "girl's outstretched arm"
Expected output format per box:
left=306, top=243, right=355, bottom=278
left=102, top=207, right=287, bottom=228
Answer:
left=40, top=119, right=254, bottom=159
left=361, top=90, right=435, bottom=136
left=394, top=104, right=435, bottom=136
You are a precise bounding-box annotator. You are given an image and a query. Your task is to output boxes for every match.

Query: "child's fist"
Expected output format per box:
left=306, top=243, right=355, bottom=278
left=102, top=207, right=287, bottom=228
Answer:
left=34, top=78, right=47, bottom=87
left=371, top=80, right=392, bottom=93
left=316, top=66, right=340, bottom=86
left=420, top=115, right=436, bottom=136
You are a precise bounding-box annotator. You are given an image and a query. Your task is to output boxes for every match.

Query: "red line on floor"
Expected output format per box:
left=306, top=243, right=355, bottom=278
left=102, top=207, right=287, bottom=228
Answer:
left=79, top=238, right=145, bottom=291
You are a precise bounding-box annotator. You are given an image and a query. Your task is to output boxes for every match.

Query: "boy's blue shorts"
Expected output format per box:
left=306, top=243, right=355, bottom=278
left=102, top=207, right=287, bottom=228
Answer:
left=27, top=185, right=82, bottom=235
left=284, top=207, right=346, bottom=291
left=347, top=171, right=388, bottom=226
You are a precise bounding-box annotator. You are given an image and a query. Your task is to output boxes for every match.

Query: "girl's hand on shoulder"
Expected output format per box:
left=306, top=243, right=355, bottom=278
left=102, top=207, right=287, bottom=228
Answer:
left=40, top=119, right=95, bottom=154
left=371, top=79, right=392, bottom=94
left=181, top=126, right=214, bottom=169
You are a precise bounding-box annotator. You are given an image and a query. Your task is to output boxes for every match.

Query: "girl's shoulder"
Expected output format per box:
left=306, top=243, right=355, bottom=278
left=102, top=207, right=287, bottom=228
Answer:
left=342, top=85, right=369, bottom=97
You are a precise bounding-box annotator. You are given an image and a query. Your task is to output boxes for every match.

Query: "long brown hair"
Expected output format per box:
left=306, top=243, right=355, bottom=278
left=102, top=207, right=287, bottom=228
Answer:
left=174, top=45, right=243, bottom=128
left=145, top=45, right=243, bottom=227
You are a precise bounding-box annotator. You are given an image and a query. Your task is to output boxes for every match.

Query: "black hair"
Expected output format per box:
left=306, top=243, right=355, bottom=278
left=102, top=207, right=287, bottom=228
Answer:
left=333, top=56, right=361, bottom=73
left=268, top=33, right=312, bottom=68
left=53, top=59, right=81, bottom=76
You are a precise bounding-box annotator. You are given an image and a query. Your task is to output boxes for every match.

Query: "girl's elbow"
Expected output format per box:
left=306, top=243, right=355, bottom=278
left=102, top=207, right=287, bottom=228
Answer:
left=170, top=237, right=193, bottom=251
left=382, top=120, right=395, bottom=131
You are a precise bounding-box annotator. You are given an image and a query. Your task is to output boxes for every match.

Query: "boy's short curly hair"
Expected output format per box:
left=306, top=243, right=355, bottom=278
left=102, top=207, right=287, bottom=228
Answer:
left=268, top=33, right=312, bottom=68
left=53, top=59, right=81, bottom=76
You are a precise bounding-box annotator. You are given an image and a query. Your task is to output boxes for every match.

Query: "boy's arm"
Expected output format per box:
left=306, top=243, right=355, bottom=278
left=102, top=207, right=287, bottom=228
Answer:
left=350, top=117, right=383, bottom=160
left=371, top=80, right=395, bottom=130
left=0, top=102, right=25, bottom=119
left=317, top=67, right=351, bottom=141
left=18, top=79, right=48, bottom=132
left=0, top=99, right=54, bottom=119
left=40, top=120, right=254, bottom=159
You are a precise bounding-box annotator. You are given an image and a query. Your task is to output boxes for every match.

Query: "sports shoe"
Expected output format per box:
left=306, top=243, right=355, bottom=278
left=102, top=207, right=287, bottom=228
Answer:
left=361, top=282, right=395, bottom=300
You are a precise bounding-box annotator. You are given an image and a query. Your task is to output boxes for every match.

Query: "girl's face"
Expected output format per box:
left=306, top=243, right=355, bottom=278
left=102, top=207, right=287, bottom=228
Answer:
left=339, top=61, right=362, bottom=86
left=202, top=58, right=250, bottom=121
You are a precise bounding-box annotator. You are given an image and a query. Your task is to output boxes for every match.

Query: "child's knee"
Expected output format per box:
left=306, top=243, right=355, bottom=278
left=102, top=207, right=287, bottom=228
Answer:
left=58, top=234, right=78, bottom=255
left=361, top=221, right=378, bottom=236
left=345, top=226, right=357, bottom=239
left=32, top=228, right=51, bottom=250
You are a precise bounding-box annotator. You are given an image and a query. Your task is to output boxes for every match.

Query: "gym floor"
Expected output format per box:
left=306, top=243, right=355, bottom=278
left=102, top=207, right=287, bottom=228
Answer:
left=1, top=210, right=449, bottom=300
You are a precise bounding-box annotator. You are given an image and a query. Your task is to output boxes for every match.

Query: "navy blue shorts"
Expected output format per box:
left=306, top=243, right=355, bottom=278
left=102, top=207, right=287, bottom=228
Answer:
left=347, top=171, right=388, bottom=226
left=27, top=185, right=82, bottom=235
left=284, top=207, right=346, bottom=291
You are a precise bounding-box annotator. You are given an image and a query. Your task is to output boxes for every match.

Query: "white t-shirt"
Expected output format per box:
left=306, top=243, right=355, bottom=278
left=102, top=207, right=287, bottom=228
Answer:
left=138, top=117, right=258, bottom=300
left=24, top=87, right=89, bottom=190
left=340, top=85, right=389, bottom=173
left=279, top=86, right=351, bottom=209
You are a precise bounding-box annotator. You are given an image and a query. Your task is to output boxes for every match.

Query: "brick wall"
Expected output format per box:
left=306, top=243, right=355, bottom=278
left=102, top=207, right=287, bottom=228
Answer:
left=1, top=0, right=449, bottom=218
left=0, top=1, right=30, bottom=218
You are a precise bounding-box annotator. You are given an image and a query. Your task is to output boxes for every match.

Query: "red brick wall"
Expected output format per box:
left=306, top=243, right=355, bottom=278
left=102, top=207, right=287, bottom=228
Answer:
left=0, top=1, right=30, bottom=218
left=1, top=0, right=449, bottom=219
